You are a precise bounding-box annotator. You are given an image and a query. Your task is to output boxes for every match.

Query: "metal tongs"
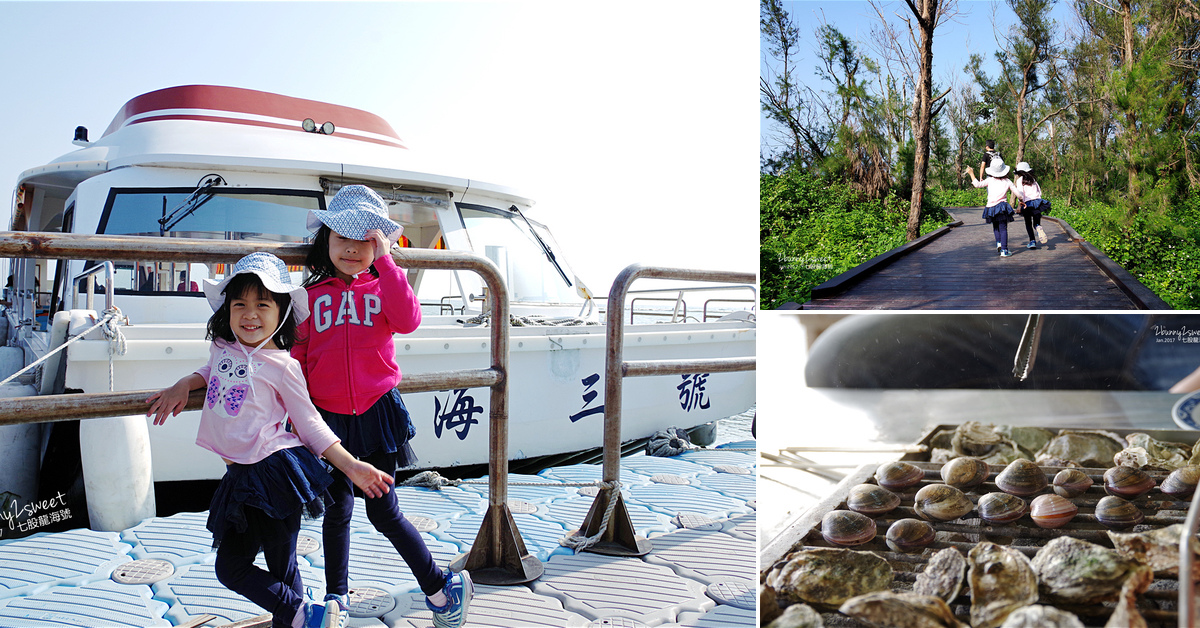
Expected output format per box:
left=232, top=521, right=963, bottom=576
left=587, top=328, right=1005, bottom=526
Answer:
left=1013, top=314, right=1043, bottom=381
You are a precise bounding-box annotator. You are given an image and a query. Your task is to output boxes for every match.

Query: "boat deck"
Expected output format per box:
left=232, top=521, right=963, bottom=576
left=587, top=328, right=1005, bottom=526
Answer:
left=0, top=443, right=756, bottom=627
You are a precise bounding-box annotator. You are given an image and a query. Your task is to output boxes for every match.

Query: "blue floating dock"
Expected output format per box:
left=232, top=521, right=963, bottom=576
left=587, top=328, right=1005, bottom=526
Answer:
left=0, top=445, right=756, bottom=626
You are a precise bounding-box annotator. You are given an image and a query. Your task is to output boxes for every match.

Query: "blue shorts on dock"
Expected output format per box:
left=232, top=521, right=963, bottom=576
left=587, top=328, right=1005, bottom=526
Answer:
left=982, top=201, right=1015, bottom=224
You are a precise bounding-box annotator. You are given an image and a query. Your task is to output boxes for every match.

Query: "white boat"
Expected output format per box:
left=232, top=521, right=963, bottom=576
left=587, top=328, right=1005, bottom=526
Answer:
left=1, top=85, right=755, bottom=532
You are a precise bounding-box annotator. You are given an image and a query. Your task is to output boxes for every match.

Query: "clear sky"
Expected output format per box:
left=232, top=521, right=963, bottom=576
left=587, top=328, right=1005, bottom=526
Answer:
left=762, top=0, right=1078, bottom=158
left=1, top=1, right=759, bottom=298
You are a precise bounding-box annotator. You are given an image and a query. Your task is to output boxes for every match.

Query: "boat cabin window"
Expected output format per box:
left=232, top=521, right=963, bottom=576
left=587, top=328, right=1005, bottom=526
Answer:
left=457, top=205, right=580, bottom=304
left=95, top=188, right=320, bottom=293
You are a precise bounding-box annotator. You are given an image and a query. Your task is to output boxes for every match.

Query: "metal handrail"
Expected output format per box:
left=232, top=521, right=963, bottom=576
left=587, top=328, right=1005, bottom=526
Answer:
left=0, top=230, right=541, bottom=585
left=72, top=262, right=114, bottom=312
left=577, top=263, right=756, bottom=556
left=702, top=298, right=754, bottom=321
left=629, top=297, right=687, bottom=324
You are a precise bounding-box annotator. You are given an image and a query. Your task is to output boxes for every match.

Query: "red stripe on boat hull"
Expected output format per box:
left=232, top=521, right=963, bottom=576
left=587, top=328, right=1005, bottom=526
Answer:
left=102, top=85, right=404, bottom=146
left=126, top=113, right=407, bottom=149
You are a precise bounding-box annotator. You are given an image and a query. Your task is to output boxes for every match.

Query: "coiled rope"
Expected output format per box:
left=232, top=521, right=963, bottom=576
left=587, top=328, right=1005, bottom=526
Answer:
left=0, top=307, right=127, bottom=391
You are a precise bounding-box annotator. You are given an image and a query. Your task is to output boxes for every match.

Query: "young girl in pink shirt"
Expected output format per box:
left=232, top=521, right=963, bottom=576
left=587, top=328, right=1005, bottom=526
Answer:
left=964, top=158, right=1021, bottom=257
left=293, top=185, right=472, bottom=628
left=148, top=252, right=393, bottom=628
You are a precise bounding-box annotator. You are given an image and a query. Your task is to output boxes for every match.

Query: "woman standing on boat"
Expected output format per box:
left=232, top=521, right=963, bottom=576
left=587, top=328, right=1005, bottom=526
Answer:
left=293, top=185, right=472, bottom=628
left=964, top=158, right=1021, bottom=257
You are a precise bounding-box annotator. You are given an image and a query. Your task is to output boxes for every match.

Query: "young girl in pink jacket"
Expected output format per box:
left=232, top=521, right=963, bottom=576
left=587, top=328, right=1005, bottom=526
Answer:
left=148, top=252, right=393, bottom=628
left=293, top=185, right=472, bottom=628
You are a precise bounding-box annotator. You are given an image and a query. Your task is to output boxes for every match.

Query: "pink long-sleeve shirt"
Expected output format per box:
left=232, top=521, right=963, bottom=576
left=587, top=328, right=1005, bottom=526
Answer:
left=292, top=253, right=421, bottom=415
left=972, top=176, right=1020, bottom=208
left=194, top=338, right=340, bottom=465
left=1014, top=177, right=1043, bottom=203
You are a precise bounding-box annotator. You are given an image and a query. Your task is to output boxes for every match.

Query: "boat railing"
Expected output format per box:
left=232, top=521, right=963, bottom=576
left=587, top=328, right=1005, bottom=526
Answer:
left=0, top=230, right=542, bottom=585
left=603, top=284, right=758, bottom=324
left=577, top=263, right=756, bottom=556
left=72, top=261, right=115, bottom=313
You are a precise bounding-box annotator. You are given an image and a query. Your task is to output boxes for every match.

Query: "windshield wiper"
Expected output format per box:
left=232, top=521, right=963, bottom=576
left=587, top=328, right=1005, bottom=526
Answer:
left=510, top=204, right=572, bottom=287
left=159, top=174, right=225, bottom=234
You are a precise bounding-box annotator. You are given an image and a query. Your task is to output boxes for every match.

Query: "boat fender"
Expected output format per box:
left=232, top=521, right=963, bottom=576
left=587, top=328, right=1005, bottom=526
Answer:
left=647, top=427, right=693, bottom=457
left=79, top=414, right=156, bottom=532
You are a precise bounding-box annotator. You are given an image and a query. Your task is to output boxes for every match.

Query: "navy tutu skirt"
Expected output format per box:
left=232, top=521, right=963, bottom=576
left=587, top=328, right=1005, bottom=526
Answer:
left=206, top=446, right=332, bottom=547
left=982, top=200, right=1015, bottom=224
left=318, top=389, right=417, bottom=475
left=1024, top=198, right=1050, bottom=214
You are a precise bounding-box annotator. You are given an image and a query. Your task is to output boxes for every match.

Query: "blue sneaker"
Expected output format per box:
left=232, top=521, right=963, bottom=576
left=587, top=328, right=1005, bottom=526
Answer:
left=1000, top=249, right=1013, bottom=257
left=322, top=594, right=349, bottom=628
left=302, top=601, right=326, bottom=628
left=1027, top=240, right=1037, bottom=249
left=426, top=569, right=473, bottom=628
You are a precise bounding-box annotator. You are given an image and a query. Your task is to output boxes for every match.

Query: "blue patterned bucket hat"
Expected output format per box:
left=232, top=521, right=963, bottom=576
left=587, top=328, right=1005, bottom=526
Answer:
left=308, top=185, right=403, bottom=241
left=202, top=252, right=310, bottom=322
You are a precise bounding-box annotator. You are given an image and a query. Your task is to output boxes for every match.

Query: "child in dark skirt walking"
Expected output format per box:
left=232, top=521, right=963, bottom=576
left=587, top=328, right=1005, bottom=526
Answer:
left=964, top=158, right=1021, bottom=257
left=147, top=252, right=394, bottom=628
left=1014, top=161, right=1050, bottom=249
left=293, top=185, right=472, bottom=628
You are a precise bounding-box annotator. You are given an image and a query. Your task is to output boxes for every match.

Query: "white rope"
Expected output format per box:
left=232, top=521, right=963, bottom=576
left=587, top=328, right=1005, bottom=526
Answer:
left=0, top=308, right=125, bottom=389
left=100, top=307, right=127, bottom=392
left=558, top=480, right=622, bottom=552
left=399, top=470, right=616, bottom=490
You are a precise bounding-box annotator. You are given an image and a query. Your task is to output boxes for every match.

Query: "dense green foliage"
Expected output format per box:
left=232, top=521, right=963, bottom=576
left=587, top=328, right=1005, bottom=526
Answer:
left=760, top=171, right=951, bottom=308
left=1053, top=197, right=1200, bottom=309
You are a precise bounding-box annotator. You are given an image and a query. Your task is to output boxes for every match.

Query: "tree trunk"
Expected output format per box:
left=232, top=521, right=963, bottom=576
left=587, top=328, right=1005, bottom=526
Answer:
left=1120, top=0, right=1139, bottom=201
left=906, top=0, right=938, bottom=241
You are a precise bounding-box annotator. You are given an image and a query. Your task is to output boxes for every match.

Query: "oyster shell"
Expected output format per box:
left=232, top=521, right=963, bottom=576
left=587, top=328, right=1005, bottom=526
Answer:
left=847, top=484, right=901, bottom=516
left=821, top=509, right=876, bottom=547
left=976, top=492, right=1027, bottom=524
left=767, top=547, right=893, bottom=608
left=1035, top=429, right=1125, bottom=468
left=913, top=484, right=973, bottom=522
left=1030, top=536, right=1151, bottom=605
left=876, top=461, right=924, bottom=491
left=967, top=542, right=1038, bottom=628
left=1108, top=523, right=1200, bottom=578
left=1029, top=493, right=1078, bottom=529
left=1106, top=565, right=1152, bottom=628
left=913, top=547, right=966, bottom=602
left=839, top=591, right=968, bottom=628
left=951, top=421, right=1008, bottom=457
left=994, top=459, right=1048, bottom=497
left=994, top=425, right=1055, bottom=458
left=1102, top=465, right=1155, bottom=500
left=1122, top=432, right=1191, bottom=470
left=760, top=583, right=783, bottom=625
left=1051, top=468, right=1093, bottom=498
left=764, top=602, right=824, bottom=628
left=886, top=518, right=936, bottom=553
left=1094, top=495, right=1144, bottom=529
left=940, top=457, right=990, bottom=490
left=997, top=605, right=1084, bottom=628
left=1161, top=465, right=1200, bottom=498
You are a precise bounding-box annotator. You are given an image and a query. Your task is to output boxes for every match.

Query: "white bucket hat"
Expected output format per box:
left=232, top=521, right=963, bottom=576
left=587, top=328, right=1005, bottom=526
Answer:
left=1015, top=161, right=1032, bottom=173
left=986, top=158, right=1011, bottom=178
left=308, top=185, right=403, bottom=241
left=202, top=252, right=310, bottom=323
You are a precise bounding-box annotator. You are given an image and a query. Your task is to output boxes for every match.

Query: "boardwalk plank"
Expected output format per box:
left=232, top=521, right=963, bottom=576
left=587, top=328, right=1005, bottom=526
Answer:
left=805, top=208, right=1145, bottom=310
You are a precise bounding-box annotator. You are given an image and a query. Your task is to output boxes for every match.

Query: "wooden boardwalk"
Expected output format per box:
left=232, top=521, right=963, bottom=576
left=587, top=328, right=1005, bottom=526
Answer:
left=803, top=208, right=1168, bottom=310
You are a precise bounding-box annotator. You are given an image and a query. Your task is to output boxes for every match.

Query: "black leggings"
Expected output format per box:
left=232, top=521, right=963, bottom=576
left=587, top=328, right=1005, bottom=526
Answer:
left=1023, top=209, right=1042, bottom=241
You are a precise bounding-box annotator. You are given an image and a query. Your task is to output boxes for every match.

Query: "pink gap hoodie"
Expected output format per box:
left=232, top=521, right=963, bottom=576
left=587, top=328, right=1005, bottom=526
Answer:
left=292, top=254, right=421, bottom=414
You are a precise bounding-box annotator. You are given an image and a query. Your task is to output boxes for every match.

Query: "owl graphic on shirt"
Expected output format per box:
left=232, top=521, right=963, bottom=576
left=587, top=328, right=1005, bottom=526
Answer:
left=205, top=348, right=262, bottom=418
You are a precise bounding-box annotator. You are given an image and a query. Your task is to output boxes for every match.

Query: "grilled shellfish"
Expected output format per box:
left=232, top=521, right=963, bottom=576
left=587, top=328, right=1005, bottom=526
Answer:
left=977, top=492, right=1027, bottom=524
left=1161, top=465, right=1200, bottom=498
left=847, top=484, right=901, bottom=516
left=994, top=459, right=1048, bottom=497
left=1029, top=493, right=1078, bottom=529
left=913, top=484, right=973, bottom=522
left=885, top=518, right=936, bottom=553
left=1051, top=468, right=1092, bottom=498
left=875, top=461, right=924, bottom=491
left=1102, top=465, right=1155, bottom=500
left=820, top=509, right=876, bottom=547
left=940, top=456, right=990, bottom=490
left=967, top=542, right=1038, bottom=628
left=1094, top=495, right=1144, bottom=529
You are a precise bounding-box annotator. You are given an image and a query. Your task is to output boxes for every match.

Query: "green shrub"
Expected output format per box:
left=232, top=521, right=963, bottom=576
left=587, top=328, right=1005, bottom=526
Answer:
left=760, top=171, right=951, bottom=308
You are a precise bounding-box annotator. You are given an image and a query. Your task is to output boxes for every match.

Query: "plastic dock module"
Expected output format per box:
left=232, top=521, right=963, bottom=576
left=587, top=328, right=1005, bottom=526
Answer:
left=541, top=494, right=675, bottom=538
left=697, top=471, right=757, bottom=502
left=723, top=513, right=757, bottom=541
left=675, top=601, right=757, bottom=627
left=618, top=455, right=710, bottom=478
left=457, top=474, right=576, bottom=503
left=625, top=482, right=749, bottom=520
left=531, top=552, right=714, bottom=625
left=154, top=563, right=269, bottom=626
left=434, top=511, right=573, bottom=562
left=122, top=511, right=215, bottom=564
left=538, top=463, right=650, bottom=488
left=0, top=529, right=132, bottom=597
left=386, top=583, right=592, bottom=627
left=334, top=530, right=459, bottom=589
left=393, top=485, right=483, bottom=520
left=0, top=579, right=170, bottom=627
left=642, top=526, right=756, bottom=585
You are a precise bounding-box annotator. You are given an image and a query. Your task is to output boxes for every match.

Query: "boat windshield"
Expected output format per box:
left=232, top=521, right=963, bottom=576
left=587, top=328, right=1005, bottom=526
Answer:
left=96, top=188, right=319, bottom=293
left=459, top=205, right=580, bottom=304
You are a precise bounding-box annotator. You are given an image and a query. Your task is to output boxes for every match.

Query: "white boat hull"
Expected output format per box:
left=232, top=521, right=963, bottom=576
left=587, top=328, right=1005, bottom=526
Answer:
left=58, top=314, right=754, bottom=482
